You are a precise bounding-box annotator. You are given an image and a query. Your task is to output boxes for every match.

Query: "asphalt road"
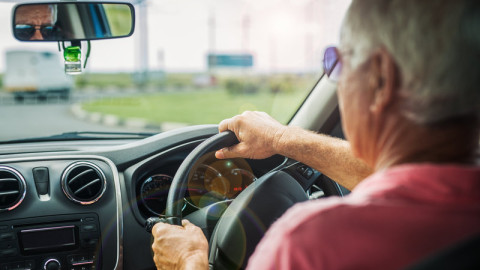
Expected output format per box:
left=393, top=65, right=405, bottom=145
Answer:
left=0, top=89, right=157, bottom=141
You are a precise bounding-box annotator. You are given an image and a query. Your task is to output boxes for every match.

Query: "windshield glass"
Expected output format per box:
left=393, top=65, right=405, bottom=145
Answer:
left=0, top=0, right=350, bottom=142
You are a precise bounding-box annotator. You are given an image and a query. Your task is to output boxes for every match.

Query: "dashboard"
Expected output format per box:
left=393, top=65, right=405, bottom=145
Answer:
left=0, top=125, right=288, bottom=270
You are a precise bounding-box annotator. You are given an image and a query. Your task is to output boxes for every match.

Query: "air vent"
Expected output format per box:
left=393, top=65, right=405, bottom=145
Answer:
left=61, top=162, right=106, bottom=205
left=0, top=166, right=26, bottom=212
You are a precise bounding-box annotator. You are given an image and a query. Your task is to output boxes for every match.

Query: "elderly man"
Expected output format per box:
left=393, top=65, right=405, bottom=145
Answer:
left=151, top=0, right=480, bottom=269
left=14, top=4, right=57, bottom=40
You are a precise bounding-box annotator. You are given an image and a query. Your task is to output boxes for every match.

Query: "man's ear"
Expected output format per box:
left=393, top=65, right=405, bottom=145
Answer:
left=369, top=48, right=398, bottom=114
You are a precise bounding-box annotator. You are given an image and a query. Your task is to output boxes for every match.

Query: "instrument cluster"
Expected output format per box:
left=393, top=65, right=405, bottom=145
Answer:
left=139, top=152, right=256, bottom=216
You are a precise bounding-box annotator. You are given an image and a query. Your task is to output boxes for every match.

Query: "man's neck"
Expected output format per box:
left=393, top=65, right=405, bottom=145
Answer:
left=373, top=116, right=479, bottom=171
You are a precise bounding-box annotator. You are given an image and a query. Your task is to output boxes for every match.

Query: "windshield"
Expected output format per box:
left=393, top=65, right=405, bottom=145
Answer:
left=0, top=0, right=350, bottom=142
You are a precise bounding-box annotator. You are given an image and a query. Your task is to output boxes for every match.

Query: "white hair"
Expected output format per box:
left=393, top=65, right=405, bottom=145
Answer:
left=48, top=4, right=58, bottom=23
left=342, top=0, right=480, bottom=125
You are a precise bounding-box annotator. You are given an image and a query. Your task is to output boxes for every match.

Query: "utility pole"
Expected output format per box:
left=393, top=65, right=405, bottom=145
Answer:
left=208, top=9, right=216, bottom=54
left=134, top=0, right=149, bottom=88
left=242, top=13, right=250, bottom=52
left=208, top=9, right=216, bottom=82
left=305, top=0, right=314, bottom=73
left=269, top=37, right=277, bottom=73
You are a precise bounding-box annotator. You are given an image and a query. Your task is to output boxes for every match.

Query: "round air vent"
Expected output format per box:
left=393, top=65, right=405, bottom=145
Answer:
left=0, top=166, right=26, bottom=212
left=61, top=162, right=107, bottom=205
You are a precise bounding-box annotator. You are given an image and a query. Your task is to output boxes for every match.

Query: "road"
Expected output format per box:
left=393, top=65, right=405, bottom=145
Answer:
left=0, top=89, right=159, bottom=141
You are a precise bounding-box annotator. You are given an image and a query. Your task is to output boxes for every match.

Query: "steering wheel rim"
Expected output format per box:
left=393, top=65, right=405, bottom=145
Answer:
left=165, top=131, right=239, bottom=224
left=165, top=130, right=310, bottom=269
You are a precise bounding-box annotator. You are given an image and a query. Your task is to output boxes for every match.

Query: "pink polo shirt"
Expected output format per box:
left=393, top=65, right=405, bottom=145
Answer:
left=247, top=164, right=480, bottom=270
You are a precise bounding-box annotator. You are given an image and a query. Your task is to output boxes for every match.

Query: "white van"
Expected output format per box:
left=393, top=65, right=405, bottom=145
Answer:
left=3, top=50, right=73, bottom=101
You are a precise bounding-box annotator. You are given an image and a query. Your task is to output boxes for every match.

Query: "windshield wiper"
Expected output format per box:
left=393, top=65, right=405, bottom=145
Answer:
left=0, top=131, right=157, bottom=144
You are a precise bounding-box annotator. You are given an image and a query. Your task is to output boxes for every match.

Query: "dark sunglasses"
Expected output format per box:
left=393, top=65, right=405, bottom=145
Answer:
left=15, top=24, right=56, bottom=40
left=323, top=46, right=342, bottom=82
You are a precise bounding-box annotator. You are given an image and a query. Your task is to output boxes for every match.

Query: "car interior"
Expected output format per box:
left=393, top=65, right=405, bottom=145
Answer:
left=0, top=74, right=347, bottom=270
left=1, top=2, right=348, bottom=269
left=0, top=1, right=478, bottom=270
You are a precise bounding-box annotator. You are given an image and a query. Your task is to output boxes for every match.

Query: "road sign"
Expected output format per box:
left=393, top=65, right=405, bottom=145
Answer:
left=208, top=54, right=253, bottom=68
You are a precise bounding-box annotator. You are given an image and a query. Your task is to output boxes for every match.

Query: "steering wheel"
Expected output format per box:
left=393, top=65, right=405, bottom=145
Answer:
left=150, top=131, right=314, bottom=269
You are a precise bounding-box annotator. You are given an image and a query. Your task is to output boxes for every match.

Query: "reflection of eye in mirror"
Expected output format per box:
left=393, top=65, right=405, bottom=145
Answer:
left=13, top=2, right=135, bottom=42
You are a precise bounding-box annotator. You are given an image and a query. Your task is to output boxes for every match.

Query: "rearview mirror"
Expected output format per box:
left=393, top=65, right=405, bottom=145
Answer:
left=13, top=2, right=135, bottom=41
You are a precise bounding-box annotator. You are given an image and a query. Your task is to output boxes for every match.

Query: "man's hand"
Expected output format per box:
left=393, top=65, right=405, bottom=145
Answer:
left=215, top=111, right=372, bottom=190
left=216, top=111, right=287, bottom=160
left=151, top=219, right=209, bottom=270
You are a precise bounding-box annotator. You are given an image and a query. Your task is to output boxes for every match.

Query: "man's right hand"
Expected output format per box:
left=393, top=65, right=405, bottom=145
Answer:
left=216, top=111, right=287, bottom=160
left=151, top=219, right=208, bottom=270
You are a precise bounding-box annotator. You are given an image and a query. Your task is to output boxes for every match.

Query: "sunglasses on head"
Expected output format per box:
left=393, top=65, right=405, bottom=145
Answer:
left=323, top=46, right=342, bottom=82
left=15, top=24, right=56, bottom=40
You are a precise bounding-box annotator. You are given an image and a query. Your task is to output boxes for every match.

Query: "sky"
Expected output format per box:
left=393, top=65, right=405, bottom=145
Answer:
left=0, top=0, right=351, bottom=73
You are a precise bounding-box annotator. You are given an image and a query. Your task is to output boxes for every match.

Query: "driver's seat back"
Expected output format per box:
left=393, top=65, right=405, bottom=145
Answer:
left=407, top=233, right=480, bottom=269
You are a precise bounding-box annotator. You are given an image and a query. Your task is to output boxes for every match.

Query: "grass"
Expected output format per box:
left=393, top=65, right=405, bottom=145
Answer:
left=75, top=73, right=134, bottom=89
left=82, top=89, right=309, bottom=125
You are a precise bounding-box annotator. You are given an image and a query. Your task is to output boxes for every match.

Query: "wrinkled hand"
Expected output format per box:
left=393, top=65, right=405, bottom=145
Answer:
left=151, top=219, right=209, bottom=270
left=216, top=111, right=287, bottom=159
